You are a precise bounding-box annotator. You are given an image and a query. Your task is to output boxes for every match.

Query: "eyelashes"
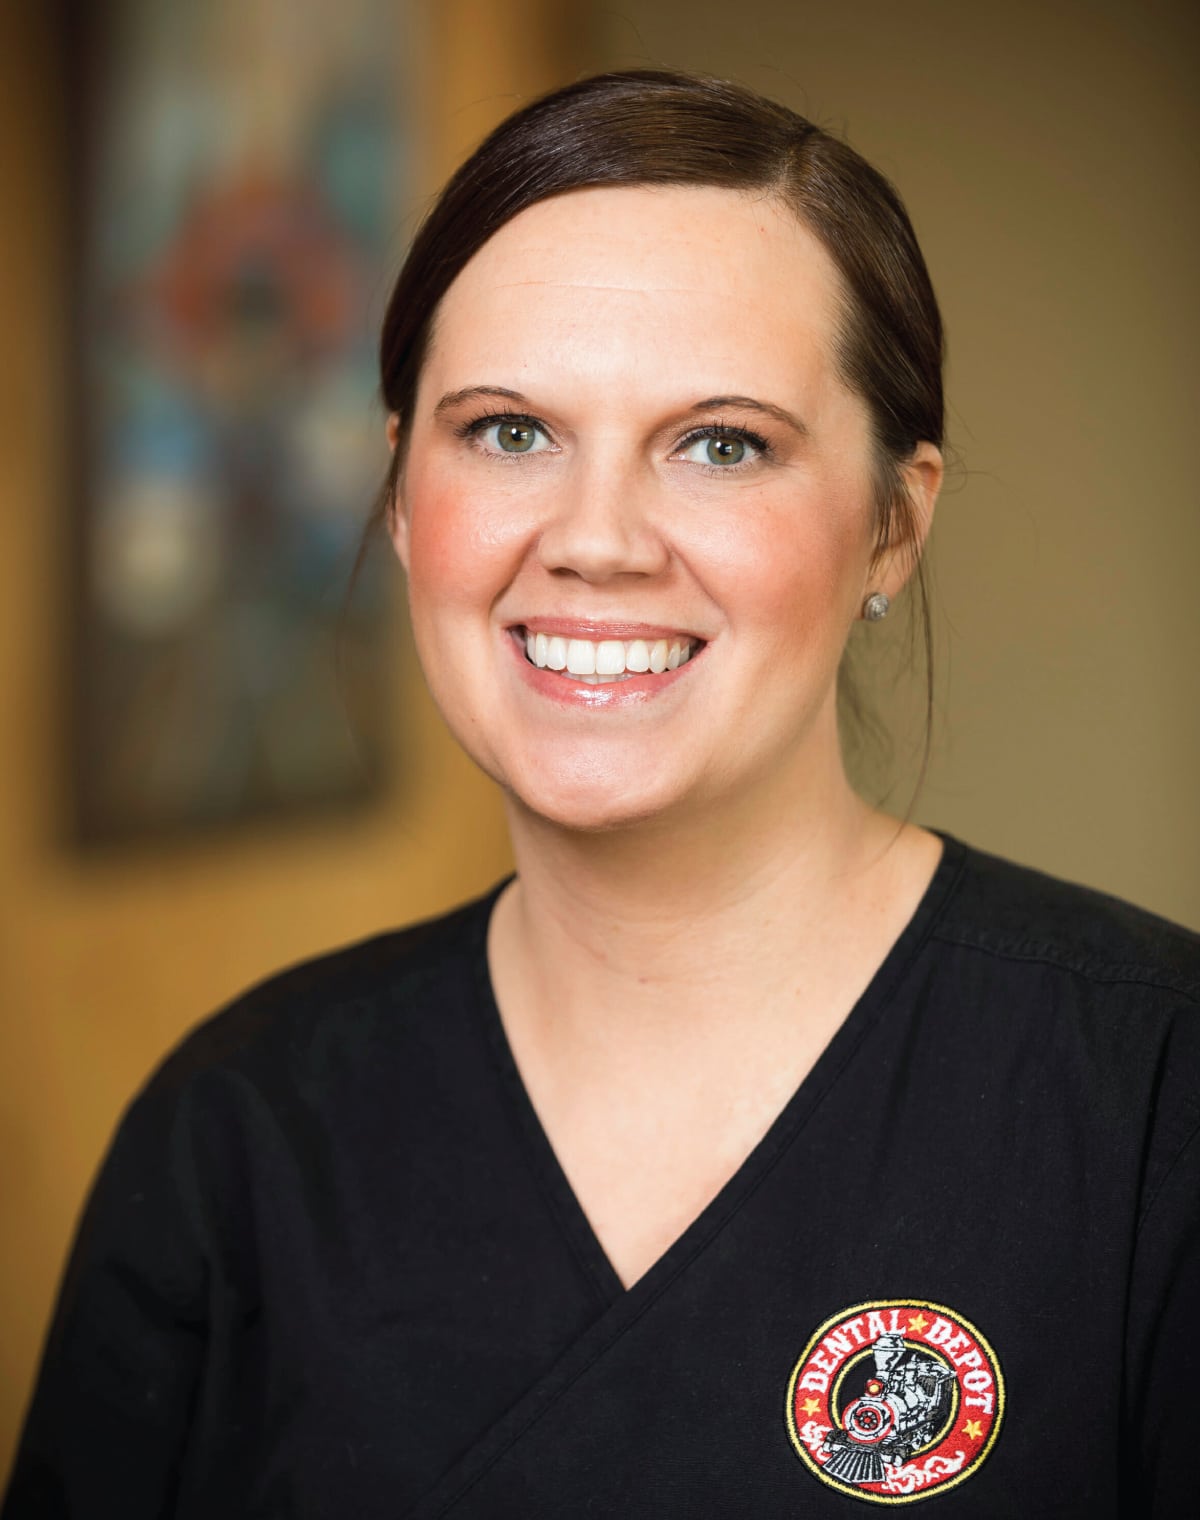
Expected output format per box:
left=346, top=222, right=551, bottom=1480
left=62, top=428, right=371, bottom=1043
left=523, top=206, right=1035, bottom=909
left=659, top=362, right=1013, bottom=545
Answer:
left=456, top=412, right=554, bottom=457
left=674, top=423, right=771, bottom=471
left=455, top=410, right=546, bottom=441
left=455, top=411, right=773, bottom=472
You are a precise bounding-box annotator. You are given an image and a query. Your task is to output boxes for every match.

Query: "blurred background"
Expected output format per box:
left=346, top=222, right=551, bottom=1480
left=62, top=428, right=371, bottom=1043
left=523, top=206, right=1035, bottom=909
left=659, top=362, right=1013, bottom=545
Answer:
left=2, top=0, right=1197, bottom=1474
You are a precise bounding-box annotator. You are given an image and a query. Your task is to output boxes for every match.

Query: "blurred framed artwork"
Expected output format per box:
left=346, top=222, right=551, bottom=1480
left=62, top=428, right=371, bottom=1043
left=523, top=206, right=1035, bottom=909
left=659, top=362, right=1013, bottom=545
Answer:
left=66, top=0, right=406, bottom=844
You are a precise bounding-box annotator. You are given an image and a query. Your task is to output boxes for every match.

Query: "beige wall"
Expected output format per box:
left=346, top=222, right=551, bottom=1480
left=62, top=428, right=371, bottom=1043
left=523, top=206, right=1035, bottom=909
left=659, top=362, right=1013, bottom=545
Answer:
left=590, top=0, right=1200, bottom=925
left=2, top=0, right=1197, bottom=1480
left=0, top=0, right=578, bottom=1477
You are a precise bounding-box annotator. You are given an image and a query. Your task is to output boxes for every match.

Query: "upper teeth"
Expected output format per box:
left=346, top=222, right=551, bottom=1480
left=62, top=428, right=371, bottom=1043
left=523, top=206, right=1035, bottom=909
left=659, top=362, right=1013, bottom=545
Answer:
left=523, top=631, right=695, bottom=680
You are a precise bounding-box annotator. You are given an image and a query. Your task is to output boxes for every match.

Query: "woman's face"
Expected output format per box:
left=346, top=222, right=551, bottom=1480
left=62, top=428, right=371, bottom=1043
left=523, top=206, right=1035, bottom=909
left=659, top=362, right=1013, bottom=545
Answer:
left=392, top=184, right=938, bottom=832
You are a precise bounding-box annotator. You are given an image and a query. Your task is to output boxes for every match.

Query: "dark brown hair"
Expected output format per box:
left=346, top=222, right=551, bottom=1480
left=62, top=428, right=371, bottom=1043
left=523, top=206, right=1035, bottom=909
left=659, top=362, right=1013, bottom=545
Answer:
left=367, top=69, right=944, bottom=775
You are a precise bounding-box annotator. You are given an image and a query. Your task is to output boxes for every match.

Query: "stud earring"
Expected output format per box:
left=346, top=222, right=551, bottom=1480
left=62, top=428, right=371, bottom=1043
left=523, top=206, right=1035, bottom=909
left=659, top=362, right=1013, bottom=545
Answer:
left=862, top=592, right=890, bottom=622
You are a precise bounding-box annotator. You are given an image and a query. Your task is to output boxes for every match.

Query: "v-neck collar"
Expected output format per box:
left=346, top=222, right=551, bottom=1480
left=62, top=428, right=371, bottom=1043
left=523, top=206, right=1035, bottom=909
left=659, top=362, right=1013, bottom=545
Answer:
left=467, top=834, right=967, bottom=1313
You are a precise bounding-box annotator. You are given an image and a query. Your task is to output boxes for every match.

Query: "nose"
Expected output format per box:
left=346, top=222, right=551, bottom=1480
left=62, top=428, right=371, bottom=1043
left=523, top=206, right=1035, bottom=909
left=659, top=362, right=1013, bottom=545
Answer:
left=536, top=455, right=670, bottom=583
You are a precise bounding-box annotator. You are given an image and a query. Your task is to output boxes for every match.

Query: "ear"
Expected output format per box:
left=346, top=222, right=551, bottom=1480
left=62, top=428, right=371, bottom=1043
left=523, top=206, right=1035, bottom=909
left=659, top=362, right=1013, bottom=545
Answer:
left=385, top=413, right=410, bottom=572
left=863, top=441, right=943, bottom=607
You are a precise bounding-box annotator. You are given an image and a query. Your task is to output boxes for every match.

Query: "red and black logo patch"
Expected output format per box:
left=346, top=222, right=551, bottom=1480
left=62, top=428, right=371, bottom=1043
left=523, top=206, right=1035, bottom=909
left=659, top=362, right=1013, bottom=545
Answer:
left=784, top=1299, right=1004, bottom=1504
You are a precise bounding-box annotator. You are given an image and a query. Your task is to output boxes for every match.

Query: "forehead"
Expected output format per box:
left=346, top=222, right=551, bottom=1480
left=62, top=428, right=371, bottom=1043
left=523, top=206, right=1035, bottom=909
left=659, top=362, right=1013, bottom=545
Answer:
left=422, top=185, right=850, bottom=402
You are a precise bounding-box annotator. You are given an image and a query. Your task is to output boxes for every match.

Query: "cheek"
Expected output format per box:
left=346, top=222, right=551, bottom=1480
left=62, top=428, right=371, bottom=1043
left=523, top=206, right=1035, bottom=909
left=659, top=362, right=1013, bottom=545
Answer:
left=402, top=462, right=525, bottom=619
left=695, top=484, right=872, bottom=645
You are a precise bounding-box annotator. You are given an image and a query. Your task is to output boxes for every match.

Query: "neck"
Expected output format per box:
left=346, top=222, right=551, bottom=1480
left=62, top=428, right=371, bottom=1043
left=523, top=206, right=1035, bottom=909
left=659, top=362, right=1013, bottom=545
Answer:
left=494, top=743, right=919, bottom=1052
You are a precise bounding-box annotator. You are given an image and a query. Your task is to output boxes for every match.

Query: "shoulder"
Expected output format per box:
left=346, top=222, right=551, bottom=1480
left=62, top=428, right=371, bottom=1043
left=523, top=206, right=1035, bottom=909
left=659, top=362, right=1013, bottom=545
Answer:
left=933, top=836, right=1200, bottom=1005
left=70, top=888, right=505, bottom=1298
left=928, top=839, right=1200, bottom=1205
left=140, top=886, right=502, bottom=1115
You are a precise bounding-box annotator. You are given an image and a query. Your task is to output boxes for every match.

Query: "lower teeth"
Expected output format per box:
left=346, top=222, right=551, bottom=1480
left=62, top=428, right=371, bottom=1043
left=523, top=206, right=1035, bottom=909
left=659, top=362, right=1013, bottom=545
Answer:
left=523, top=655, right=638, bottom=684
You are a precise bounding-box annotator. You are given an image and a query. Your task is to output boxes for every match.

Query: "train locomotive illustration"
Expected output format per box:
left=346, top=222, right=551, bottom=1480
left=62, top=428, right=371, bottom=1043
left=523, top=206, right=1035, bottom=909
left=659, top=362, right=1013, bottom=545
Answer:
left=819, top=1332, right=956, bottom=1485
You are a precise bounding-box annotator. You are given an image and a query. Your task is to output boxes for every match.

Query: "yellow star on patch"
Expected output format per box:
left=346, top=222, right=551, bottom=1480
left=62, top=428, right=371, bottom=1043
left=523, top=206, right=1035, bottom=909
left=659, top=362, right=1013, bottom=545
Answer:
left=802, top=1397, right=821, bottom=1416
left=962, top=1419, right=984, bottom=1441
left=907, top=1312, right=930, bottom=1334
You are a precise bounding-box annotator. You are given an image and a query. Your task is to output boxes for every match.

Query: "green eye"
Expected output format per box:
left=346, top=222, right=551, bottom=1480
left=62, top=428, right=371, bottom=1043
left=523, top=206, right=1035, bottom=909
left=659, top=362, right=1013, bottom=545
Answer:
left=706, top=435, right=745, bottom=466
left=677, top=429, right=762, bottom=468
left=471, top=417, right=551, bottom=455
left=498, top=422, right=537, bottom=452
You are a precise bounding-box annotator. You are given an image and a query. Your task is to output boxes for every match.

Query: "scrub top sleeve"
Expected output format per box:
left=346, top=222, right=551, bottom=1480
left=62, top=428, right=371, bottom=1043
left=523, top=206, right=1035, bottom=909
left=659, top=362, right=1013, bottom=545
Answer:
left=1121, top=1117, right=1200, bottom=1518
left=2, top=1084, right=209, bottom=1519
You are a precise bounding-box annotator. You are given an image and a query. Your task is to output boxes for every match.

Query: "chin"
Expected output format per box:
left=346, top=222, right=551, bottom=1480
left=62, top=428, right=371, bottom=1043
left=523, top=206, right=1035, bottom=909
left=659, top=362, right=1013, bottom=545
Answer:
left=506, top=772, right=677, bottom=835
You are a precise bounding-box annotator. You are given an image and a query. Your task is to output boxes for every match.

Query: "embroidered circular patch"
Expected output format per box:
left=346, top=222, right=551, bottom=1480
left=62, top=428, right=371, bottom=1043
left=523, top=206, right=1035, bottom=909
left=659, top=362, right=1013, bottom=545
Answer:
left=784, top=1299, right=1004, bottom=1504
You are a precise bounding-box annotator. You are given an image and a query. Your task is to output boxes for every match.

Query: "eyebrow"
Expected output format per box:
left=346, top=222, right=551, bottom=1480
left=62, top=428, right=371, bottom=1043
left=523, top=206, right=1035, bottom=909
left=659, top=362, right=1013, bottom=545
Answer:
left=434, top=385, right=530, bottom=415
left=692, top=396, right=808, bottom=437
left=432, top=385, right=808, bottom=436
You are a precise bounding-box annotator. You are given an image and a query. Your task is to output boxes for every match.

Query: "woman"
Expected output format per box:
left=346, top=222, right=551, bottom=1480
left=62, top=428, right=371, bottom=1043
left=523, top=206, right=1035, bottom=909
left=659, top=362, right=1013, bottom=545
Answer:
left=6, top=71, right=1197, bottom=1518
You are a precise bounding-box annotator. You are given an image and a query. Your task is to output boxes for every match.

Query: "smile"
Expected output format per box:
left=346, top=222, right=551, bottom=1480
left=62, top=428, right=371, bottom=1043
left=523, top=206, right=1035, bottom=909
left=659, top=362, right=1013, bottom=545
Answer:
left=520, top=630, right=697, bottom=684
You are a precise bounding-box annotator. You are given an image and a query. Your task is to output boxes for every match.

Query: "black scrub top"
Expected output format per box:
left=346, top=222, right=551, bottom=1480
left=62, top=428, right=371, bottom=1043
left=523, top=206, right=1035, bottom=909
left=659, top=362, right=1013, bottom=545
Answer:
left=4, top=836, right=1199, bottom=1517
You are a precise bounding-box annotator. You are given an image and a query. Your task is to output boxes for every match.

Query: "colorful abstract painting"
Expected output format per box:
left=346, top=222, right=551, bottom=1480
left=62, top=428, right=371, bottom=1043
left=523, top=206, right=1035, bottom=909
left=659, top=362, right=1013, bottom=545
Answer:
left=70, top=0, right=406, bottom=842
